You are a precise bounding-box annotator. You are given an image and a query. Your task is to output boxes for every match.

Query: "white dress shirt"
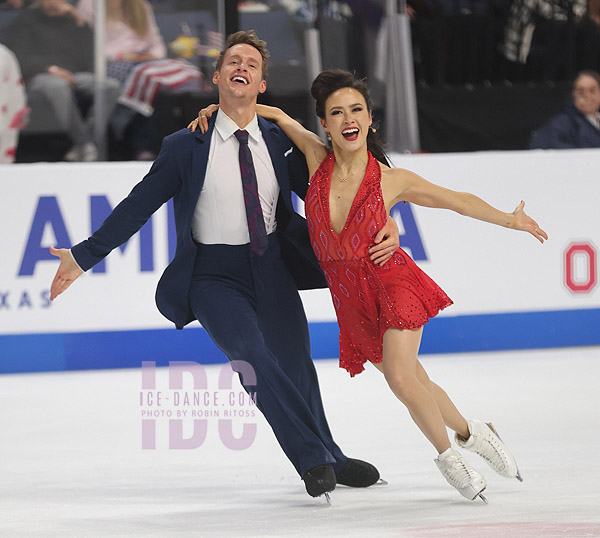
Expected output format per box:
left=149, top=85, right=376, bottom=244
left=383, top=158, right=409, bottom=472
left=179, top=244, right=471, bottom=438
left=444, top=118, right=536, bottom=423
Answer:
left=191, top=110, right=280, bottom=245
left=586, top=113, right=600, bottom=130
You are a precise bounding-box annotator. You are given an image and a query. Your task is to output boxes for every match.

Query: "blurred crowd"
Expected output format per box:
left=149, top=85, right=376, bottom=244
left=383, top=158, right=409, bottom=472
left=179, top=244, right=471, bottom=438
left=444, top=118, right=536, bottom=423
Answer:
left=0, top=0, right=212, bottom=163
left=1, top=0, right=600, bottom=164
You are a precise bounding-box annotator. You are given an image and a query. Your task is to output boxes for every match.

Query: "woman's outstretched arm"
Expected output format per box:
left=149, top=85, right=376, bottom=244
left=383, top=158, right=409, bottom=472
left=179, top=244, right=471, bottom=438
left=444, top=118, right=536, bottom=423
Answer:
left=383, top=168, right=548, bottom=244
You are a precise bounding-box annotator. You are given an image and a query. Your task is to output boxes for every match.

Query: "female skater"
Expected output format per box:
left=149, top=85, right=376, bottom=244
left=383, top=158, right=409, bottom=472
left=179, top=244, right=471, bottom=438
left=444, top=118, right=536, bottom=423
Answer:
left=190, top=69, right=547, bottom=502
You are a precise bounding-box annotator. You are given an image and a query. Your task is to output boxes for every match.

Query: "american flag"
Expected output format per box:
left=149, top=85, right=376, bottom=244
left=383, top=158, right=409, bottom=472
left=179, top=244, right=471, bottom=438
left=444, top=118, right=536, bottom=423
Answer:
left=118, top=59, right=209, bottom=117
left=206, top=31, right=224, bottom=51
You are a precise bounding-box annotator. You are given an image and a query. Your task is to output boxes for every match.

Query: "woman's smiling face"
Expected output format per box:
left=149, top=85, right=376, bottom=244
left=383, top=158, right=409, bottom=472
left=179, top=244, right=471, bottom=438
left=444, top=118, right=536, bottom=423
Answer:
left=321, top=87, right=372, bottom=151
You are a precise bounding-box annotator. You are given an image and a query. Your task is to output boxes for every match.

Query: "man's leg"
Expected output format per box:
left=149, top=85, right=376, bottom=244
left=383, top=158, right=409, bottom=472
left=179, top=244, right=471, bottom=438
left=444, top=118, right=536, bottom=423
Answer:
left=252, top=249, right=348, bottom=474
left=252, top=241, right=380, bottom=488
left=188, top=247, right=336, bottom=478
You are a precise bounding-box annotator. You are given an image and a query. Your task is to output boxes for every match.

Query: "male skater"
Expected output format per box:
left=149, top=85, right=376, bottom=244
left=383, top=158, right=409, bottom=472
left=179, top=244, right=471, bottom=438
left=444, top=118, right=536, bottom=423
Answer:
left=50, top=31, right=399, bottom=499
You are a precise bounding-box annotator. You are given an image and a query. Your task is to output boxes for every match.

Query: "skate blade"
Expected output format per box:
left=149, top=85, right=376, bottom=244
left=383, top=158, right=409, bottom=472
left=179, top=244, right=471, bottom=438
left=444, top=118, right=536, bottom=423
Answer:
left=516, top=469, right=524, bottom=482
left=478, top=492, right=489, bottom=504
left=324, top=492, right=331, bottom=505
left=337, top=478, right=389, bottom=488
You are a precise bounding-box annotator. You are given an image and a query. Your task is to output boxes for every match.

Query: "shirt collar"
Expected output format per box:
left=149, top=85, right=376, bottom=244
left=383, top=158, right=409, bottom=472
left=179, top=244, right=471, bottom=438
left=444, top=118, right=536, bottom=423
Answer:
left=215, top=110, right=261, bottom=142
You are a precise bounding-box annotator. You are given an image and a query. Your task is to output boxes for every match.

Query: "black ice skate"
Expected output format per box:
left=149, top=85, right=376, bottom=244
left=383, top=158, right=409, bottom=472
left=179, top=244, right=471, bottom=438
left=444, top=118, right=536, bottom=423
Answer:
left=303, top=463, right=336, bottom=502
left=336, top=458, right=385, bottom=487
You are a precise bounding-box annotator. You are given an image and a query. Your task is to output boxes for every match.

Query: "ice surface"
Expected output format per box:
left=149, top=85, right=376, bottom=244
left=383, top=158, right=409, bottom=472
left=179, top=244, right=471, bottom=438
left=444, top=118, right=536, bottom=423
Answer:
left=1, top=347, right=599, bottom=537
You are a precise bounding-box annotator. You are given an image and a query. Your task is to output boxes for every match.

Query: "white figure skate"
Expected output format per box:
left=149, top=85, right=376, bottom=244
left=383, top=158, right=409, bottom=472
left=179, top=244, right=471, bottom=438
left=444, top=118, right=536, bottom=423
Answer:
left=455, top=420, right=523, bottom=482
left=435, top=448, right=488, bottom=502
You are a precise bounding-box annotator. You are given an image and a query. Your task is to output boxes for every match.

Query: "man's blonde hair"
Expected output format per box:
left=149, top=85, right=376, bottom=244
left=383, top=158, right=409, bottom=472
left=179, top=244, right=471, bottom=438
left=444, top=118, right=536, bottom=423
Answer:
left=215, top=30, right=269, bottom=80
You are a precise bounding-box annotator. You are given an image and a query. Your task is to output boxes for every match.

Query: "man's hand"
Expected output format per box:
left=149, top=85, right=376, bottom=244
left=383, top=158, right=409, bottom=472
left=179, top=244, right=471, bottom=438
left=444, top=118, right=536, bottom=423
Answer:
left=49, top=247, right=83, bottom=301
left=369, top=215, right=400, bottom=266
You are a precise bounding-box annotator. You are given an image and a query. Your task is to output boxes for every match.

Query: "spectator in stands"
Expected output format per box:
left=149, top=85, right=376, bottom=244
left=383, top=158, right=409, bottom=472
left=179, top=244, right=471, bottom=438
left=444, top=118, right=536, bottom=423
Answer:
left=0, top=43, right=28, bottom=163
left=577, top=0, right=600, bottom=73
left=502, top=0, right=587, bottom=82
left=0, top=0, right=24, bottom=8
left=2, top=0, right=120, bottom=162
left=529, top=70, right=600, bottom=148
left=77, top=0, right=209, bottom=160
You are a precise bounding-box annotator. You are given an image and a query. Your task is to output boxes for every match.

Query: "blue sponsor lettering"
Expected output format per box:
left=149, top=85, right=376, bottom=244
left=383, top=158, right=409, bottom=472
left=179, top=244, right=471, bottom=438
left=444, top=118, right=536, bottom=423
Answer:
left=391, top=202, right=427, bottom=261
left=40, top=289, right=51, bottom=308
left=18, top=291, right=32, bottom=309
left=0, top=289, right=52, bottom=310
left=19, top=196, right=72, bottom=276
left=18, top=195, right=174, bottom=277
left=90, top=195, right=154, bottom=274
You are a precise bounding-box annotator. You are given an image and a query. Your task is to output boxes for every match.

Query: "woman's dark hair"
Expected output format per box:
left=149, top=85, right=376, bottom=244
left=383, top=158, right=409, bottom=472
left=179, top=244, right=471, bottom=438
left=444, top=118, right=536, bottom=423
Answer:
left=310, top=69, right=389, bottom=165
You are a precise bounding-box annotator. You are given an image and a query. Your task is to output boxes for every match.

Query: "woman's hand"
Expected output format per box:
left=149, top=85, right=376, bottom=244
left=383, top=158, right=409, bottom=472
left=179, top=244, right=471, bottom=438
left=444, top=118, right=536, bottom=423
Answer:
left=512, top=201, right=548, bottom=243
left=188, top=104, right=219, bottom=133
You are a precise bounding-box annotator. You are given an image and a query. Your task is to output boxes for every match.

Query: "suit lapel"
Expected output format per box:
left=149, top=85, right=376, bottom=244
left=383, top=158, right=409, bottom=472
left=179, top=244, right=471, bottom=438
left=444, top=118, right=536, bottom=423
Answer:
left=259, top=116, right=293, bottom=212
left=188, top=115, right=216, bottom=204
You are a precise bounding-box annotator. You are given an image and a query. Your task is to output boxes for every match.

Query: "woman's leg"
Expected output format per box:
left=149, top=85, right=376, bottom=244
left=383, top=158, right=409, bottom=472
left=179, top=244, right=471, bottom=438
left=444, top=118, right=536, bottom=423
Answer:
left=374, top=327, right=450, bottom=454
left=415, top=362, right=519, bottom=480
left=373, top=332, right=470, bottom=439
left=415, top=361, right=469, bottom=439
left=375, top=337, right=520, bottom=482
left=374, top=328, right=488, bottom=500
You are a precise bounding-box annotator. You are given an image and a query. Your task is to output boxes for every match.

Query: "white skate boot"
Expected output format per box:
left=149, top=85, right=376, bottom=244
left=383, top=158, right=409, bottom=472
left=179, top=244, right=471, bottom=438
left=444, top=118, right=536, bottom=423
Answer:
left=435, top=448, right=488, bottom=502
left=455, top=420, right=522, bottom=481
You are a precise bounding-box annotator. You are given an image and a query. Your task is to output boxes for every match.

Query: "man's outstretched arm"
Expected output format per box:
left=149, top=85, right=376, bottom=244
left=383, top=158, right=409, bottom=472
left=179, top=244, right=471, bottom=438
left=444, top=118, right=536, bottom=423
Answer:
left=48, top=134, right=182, bottom=299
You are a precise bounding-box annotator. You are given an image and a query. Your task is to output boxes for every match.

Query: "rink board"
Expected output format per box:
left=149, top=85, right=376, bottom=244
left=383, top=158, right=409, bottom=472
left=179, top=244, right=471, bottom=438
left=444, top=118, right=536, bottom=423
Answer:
left=1, top=149, right=599, bottom=373
left=1, top=308, right=599, bottom=374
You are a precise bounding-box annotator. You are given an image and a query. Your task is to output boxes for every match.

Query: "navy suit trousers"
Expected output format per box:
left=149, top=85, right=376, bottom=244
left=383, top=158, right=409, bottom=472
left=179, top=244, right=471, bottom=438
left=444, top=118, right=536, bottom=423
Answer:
left=188, top=234, right=346, bottom=477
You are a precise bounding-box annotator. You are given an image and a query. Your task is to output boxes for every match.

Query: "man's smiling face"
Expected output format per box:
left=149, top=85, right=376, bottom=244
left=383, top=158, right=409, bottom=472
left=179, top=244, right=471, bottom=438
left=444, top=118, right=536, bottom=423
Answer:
left=213, top=43, right=267, bottom=101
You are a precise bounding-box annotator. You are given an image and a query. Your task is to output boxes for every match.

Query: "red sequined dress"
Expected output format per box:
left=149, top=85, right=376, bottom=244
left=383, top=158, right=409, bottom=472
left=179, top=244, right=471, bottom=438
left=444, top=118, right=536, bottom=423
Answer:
left=305, top=151, right=453, bottom=376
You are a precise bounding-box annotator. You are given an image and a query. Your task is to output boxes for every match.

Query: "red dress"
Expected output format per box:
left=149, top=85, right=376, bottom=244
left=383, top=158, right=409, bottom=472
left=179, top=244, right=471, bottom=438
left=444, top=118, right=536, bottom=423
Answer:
left=305, top=152, right=453, bottom=376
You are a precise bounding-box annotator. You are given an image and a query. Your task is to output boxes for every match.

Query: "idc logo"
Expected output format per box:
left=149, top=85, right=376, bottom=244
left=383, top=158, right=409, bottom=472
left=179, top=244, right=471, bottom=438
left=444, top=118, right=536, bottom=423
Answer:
left=140, top=361, right=258, bottom=450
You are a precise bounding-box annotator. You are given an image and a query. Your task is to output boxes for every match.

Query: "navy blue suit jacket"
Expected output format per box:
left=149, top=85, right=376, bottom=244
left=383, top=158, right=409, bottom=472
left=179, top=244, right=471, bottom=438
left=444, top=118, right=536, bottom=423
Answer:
left=529, top=100, right=600, bottom=149
left=72, top=115, right=327, bottom=329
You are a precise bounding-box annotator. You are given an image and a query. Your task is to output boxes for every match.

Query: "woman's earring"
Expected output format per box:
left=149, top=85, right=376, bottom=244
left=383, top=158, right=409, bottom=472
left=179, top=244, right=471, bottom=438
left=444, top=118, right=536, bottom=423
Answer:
left=370, top=126, right=376, bottom=133
left=326, top=133, right=331, bottom=141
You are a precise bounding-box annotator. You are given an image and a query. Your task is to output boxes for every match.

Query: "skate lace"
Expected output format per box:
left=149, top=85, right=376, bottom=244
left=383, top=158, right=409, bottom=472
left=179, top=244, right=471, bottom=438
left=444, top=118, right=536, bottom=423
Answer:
left=473, top=432, right=508, bottom=471
left=443, top=454, right=478, bottom=488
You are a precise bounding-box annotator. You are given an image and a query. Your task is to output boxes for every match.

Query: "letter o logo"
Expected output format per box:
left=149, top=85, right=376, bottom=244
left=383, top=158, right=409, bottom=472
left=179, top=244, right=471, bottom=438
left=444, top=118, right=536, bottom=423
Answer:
left=564, top=242, right=597, bottom=294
